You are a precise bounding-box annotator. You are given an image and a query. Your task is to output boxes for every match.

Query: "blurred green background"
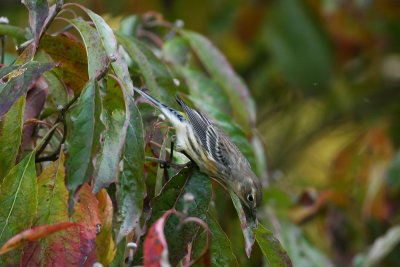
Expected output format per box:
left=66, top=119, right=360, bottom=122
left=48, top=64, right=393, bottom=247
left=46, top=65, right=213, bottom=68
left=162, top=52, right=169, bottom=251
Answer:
left=2, top=0, right=400, bottom=266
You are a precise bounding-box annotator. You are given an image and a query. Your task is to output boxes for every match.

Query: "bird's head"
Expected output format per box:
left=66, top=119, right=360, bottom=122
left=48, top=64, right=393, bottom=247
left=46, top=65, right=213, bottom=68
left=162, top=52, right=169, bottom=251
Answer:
left=232, top=169, right=263, bottom=215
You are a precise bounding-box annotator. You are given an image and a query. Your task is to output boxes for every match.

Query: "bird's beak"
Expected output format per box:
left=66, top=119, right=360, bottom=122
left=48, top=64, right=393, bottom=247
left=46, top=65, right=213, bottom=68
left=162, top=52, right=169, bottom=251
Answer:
left=251, top=208, right=257, bottom=219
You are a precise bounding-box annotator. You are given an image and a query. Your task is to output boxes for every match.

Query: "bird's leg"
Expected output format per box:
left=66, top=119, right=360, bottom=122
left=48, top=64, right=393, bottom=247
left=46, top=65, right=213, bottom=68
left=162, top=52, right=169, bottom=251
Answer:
left=160, top=135, right=176, bottom=169
left=145, top=135, right=194, bottom=169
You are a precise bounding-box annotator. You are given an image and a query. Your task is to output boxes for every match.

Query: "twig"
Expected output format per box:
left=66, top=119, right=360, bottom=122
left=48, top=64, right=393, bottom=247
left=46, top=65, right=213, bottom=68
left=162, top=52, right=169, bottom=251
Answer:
left=145, top=156, right=191, bottom=170
left=35, top=95, right=78, bottom=162
left=1, top=35, right=5, bottom=65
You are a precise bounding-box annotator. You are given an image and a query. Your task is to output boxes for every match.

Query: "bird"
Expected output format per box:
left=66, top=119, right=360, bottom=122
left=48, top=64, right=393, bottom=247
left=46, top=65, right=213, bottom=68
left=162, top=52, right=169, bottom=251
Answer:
left=134, top=88, right=262, bottom=215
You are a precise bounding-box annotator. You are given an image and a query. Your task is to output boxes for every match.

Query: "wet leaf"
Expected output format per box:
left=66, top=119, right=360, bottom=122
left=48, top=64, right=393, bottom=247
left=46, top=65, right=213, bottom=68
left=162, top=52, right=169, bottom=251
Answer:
left=116, top=32, right=178, bottom=108
left=69, top=18, right=108, bottom=79
left=0, top=61, right=54, bottom=116
left=93, top=109, right=127, bottom=194
left=66, top=79, right=105, bottom=198
left=0, top=222, right=79, bottom=255
left=229, top=190, right=257, bottom=258
left=0, top=150, right=37, bottom=264
left=0, top=95, right=25, bottom=183
left=86, top=9, right=134, bottom=96
left=40, top=34, right=89, bottom=93
left=192, top=213, right=239, bottom=267
left=181, top=30, right=255, bottom=133
left=22, top=0, right=49, bottom=44
left=116, top=96, right=146, bottom=244
left=254, top=223, right=292, bottom=267
left=96, top=189, right=116, bottom=265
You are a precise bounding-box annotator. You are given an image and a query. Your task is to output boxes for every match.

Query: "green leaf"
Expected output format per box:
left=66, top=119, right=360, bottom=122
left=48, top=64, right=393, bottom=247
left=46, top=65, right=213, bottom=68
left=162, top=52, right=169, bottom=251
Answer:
left=93, top=109, right=127, bottom=194
left=163, top=37, right=191, bottom=65
left=148, top=169, right=212, bottom=266
left=155, top=132, right=168, bottom=195
left=66, top=79, right=105, bottom=197
left=229, top=190, right=257, bottom=258
left=69, top=18, right=108, bottom=79
left=0, top=24, right=26, bottom=42
left=20, top=152, right=73, bottom=265
left=40, top=34, right=89, bottom=93
left=85, top=9, right=135, bottom=96
left=116, top=96, right=146, bottom=244
left=181, top=30, right=255, bottom=133
left=254, top=223, right=292, bottom=267
left=36, top=152, right=69, bottom=225
left=119, top=15, right=140, bottom=37
left=0, top=150, right=37, bottom=265
left=359, top=225, right=400, bottom=267
left=0, top=95, right=25, bottom=183
left=42, top=70, right=70, bottom=107
left=22, top=0, right=49, bottom=44
left=263, top=0, right=333, bottom=94
left=385, top=150, right=400, bottom=187
left=15, top=42, right=36, bottom=64
left=279, top=222, right=333, bottom=267
left=103, top=77, right=125, bottom=113
left=0, top=61, right=54, bottom=116
left=116, top=32, right=178, bottom=108
left=192, top=213, right=239, bottom=267
left=109, top=238, right=126, bottom=267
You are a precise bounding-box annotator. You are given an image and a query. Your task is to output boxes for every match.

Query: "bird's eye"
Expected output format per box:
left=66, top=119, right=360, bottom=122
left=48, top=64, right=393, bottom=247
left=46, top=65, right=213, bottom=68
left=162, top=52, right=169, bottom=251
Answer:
left=247, top=194, right=254, bottom=202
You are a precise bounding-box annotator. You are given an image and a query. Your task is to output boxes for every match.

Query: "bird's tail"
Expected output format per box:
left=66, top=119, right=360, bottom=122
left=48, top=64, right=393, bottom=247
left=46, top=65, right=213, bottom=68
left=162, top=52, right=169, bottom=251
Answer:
left=133, top=87, right=186, bottom=125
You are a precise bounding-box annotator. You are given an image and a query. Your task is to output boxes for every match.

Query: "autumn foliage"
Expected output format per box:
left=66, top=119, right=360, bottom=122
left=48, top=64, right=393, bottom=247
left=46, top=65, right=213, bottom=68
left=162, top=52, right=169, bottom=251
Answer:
left=0, top=1, right=289, bottom=266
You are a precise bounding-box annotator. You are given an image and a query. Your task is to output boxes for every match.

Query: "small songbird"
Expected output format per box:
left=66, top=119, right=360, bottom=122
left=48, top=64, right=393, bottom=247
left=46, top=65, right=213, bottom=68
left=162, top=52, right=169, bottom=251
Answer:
left=135, top=88, right=262, bottom=214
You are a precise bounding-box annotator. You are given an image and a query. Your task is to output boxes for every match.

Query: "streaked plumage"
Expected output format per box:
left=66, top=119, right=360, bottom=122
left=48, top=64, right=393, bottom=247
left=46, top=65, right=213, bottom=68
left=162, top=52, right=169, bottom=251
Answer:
left=135, top=89, right=262, bottom=212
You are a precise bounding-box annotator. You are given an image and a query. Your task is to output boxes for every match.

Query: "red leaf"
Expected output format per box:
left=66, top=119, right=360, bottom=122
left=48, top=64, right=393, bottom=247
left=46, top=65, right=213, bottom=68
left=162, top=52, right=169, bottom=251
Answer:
left=95, top=189, right=116, bottom=265
left=21, top=183, right=101, bottom=266
left=144, top=210, right=175, bottom=267
left=72, top=183, right=101, bottom=257
left=0, top=222, right=79, bottom=255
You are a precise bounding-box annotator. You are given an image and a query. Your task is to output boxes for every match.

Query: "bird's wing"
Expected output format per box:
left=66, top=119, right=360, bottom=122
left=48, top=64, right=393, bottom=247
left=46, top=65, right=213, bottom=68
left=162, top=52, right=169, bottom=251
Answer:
left=176, top=96, right=230, bottom=166
left=176, top=96, right=210, bottom=147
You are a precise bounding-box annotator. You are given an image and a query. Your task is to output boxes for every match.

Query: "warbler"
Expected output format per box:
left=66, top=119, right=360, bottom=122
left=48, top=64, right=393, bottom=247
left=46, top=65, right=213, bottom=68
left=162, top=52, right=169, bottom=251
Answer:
left=135, top=88, right=262, bottom=214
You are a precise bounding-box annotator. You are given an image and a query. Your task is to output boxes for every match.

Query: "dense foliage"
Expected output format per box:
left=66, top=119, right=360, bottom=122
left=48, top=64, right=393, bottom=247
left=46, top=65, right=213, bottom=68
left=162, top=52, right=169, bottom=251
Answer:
left=2, top=0, right=400, bottom=266
left=0, top=1, right=290, bottom=266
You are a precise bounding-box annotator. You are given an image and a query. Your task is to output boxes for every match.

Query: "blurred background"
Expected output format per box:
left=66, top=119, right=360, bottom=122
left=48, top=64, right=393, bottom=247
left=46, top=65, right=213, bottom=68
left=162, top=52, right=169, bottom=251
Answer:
left=2, top=0, right=400, bottom=266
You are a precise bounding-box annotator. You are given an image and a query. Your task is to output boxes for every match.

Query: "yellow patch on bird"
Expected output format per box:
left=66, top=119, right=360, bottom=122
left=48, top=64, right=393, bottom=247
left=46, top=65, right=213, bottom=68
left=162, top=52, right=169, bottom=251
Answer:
left=204, top=157, right=218, bottom=174
left=180, top=111, right=188, bottom=120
